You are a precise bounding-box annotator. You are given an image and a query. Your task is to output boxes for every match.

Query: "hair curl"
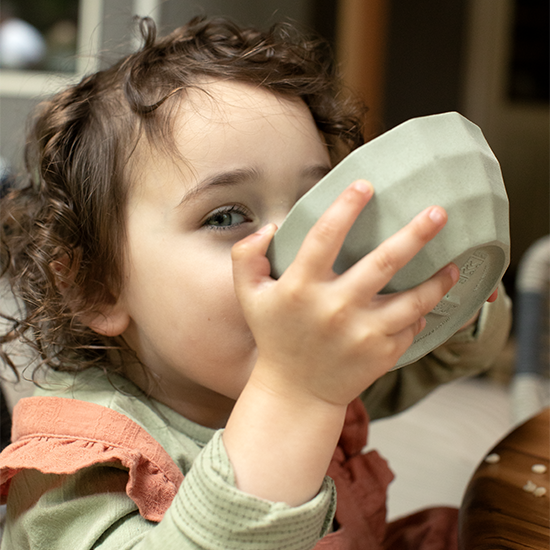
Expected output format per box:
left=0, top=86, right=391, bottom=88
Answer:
left=0, top=15, right=367, bottom=380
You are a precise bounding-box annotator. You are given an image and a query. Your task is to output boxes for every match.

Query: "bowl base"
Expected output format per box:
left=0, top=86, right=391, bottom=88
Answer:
left=394, top=244, right=506, bottom=368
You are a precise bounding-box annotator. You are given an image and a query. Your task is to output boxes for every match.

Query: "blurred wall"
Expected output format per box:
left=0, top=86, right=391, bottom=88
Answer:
left=161, top=0, right=311, bottom=30
left=383, top=0, right=469, bottom=130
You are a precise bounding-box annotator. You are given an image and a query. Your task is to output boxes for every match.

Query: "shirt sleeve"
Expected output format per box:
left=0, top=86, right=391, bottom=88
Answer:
left=1, top=431, right=335, bottom=550
left=361, top=283, right=512, bottom=420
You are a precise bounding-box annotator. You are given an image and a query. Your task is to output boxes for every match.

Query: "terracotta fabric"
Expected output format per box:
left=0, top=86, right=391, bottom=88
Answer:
left=384, top=507, right=459, bottom=550
left=315, top=398, right=458, bottom=550
left=0, top=396, right=183, bottom=522
left=0, top=396, right=458, bottom=548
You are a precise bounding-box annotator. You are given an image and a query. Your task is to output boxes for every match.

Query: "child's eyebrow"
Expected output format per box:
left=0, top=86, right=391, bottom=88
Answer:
left=303, top=164, right=331, bottom=182
left=178, top=167, right=262, bottom=207
left=177, top=164, right=330, bottom=207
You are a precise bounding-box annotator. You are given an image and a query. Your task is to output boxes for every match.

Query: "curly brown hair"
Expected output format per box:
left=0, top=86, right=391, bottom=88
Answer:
left=0, top=16, right=367, bottom=380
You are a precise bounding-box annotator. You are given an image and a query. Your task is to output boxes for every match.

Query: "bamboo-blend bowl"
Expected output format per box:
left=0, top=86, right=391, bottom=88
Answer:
left=267, top=112, right=510, bottom=368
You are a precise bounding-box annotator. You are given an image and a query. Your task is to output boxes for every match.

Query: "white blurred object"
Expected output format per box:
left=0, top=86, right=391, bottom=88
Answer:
left=0, top=17, right=46, bottom=69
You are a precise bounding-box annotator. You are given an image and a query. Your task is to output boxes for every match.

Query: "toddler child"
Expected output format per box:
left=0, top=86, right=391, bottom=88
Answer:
left=0, top=15, right=510, bottom=550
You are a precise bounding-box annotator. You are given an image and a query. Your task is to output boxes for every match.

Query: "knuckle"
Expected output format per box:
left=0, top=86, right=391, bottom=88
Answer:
left=356, top=321, right=378, bottom=344
left=416, top=290, right=445, bottom=319
left=306, top=294, right=355, bottom=338
left=386, top=331, right=413, bottom=361
left=373, top=249, right=399, bottom=276
left=382, top=337, right=400, bottom=358
left=284, top=279, right=304, bottom=303
left=231, top=239, right=246, bottom=257
left=231, top=238, right=254, bottom=262
left=411, top=294, right=430, bottom=317
left=279, top=274, right=309, bottom=306
left=411, top=218, right=432, bottom=241
left=325, top=300, right=350, bottom=330
left=313, top=217, right=340, bottom=243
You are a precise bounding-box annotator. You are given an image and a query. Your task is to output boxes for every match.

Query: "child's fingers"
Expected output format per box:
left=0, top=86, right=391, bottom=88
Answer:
left=378, top=263, right=460, bottom=335
left=232, top=224, right=277, bottom=299
left=356, top=265, right=457, bottom=367
left=487, top=288, right=499, bottom=302
left=342, top=205, right=448, bottom=296
left=288, top=181, right=373, bottom=278
left=385, top=316, right=428, bottom=363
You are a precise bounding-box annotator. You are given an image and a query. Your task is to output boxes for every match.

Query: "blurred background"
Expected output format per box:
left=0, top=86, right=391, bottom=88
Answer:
left=0, top=0, right=548, bottom=301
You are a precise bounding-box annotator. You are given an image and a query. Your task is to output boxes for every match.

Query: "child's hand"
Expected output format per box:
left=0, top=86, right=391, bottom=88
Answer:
left=459, top=287, right=499, bottom=330
left=232, top=180, right=459, bottom=408
left=225, top=180, right=458, bottom=506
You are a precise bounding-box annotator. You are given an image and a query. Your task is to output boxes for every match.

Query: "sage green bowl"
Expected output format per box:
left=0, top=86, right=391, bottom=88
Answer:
left=267, top=112, right=510, bottom=368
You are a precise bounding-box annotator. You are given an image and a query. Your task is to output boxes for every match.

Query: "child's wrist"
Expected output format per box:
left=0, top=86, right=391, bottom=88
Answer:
left=248, top=358, right=350, bottom=413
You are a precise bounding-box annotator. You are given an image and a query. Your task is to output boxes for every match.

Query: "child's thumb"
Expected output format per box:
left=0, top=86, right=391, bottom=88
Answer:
left=231, top=224, right=277, bottom=294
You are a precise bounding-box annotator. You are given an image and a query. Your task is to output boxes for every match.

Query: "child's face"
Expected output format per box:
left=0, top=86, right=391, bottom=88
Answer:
left=107, top=80, right=331, bottom=427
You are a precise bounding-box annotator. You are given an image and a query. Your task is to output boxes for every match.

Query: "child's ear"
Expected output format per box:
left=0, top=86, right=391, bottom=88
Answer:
left=83, top=304, right=130, bottom=337
left=50, top=254, right=77, bottom=293
left=50, top=253, right=130, bottom=337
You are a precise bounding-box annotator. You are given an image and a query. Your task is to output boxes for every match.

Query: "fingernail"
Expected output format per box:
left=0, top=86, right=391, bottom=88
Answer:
left=352, top=180, right=373, bottom=195
left=446, top=263, right=460, bottom=283
left=419, top=317, right=427, bottom=331
left=428, top=206, right=446, bottom=224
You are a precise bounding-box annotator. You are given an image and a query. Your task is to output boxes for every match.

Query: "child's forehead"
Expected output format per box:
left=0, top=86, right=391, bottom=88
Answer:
left=175, top=79, right=311, bottom=128
left=127, top=78, right=326, bottom=200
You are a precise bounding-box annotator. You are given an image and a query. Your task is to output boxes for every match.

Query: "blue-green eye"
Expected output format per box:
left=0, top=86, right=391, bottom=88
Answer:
left=203, top=206, right=252, bottom=230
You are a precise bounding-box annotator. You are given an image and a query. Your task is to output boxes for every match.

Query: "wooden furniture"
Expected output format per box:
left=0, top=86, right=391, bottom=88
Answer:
left=336, top=0, right=389, bottom=138
left=459, top=407, right=550, bottom=549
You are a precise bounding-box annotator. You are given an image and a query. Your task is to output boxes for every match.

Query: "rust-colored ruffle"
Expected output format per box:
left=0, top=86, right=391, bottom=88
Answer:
left=0, top=396, right=184, bottom=522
